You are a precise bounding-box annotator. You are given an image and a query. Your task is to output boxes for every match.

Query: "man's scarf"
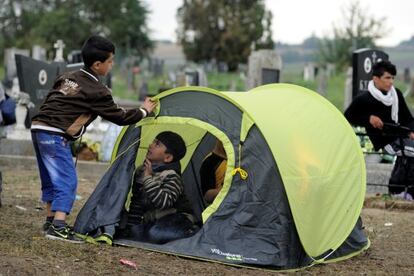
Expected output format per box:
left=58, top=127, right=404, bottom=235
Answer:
left=368, top=80, right=399, bottom=123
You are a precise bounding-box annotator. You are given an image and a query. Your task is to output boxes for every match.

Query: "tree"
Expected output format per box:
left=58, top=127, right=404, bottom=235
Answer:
left=0, top=0, right=153, bottom=61
left=177, top=0, right=274, bottom=71
left=302, top=34, right=321, bottom=50
left=318, top=1, right=388, bottom=71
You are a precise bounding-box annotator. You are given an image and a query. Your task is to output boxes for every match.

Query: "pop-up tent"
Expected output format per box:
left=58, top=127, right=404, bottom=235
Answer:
left=74, top=84, right=369, bottom=271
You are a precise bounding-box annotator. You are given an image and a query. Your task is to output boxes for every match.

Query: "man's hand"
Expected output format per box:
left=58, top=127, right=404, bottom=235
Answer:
left=369, top=115, right=384, bottom=129
left=143, top=158, right=152, bottom=176
left=143, top=97, right=157, bottom=114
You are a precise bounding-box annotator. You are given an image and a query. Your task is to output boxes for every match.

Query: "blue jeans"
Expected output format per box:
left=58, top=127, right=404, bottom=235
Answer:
left=31, top=131, right=77, bottom=214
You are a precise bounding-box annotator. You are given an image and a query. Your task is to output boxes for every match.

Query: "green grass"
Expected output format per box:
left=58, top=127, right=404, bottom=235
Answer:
left=111, top=70, right=247, bottom=100
left=1, top=56, right=409, bottom=114
left=281, top=67, right=347, bottom=111
left=111, top=68, right=133, bottom=100
left=326, top=74, right=346, bottom=111
left=207, top=72, right=245, bottom=91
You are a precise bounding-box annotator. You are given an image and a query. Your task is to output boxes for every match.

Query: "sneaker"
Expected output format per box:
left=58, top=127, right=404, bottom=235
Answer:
left=384, top=143, right=400, bottom=156
left=46, top=225, right=84, bottom=244
left=94, top=233, right=113, bottom=245
left=42, top=221, right=52, bottom=233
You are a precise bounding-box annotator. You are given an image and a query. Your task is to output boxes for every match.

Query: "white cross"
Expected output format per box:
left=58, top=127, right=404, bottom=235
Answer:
left=371, top=51, right=377, bottom=63
left=54, top=39, right=66, bottom=62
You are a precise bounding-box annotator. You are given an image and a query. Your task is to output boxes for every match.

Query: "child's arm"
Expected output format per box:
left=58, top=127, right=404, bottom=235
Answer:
left=142, top=171, right=183, bottom=210
left=91, top=91, right=157, bottom=125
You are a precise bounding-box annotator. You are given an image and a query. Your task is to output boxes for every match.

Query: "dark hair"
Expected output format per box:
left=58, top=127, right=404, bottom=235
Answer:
left=155, top=131, right=186, bottom=162
left=81, top=35, right=115, bottom=67
left=372, top=60, right=397, bottom=77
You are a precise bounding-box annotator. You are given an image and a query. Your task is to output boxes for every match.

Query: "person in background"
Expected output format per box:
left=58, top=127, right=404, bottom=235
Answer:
left=345, top=60, right=414, bottom=155
left=345, top=60, right=414, bottom=198
left=200, top=140, right=227, bottom=205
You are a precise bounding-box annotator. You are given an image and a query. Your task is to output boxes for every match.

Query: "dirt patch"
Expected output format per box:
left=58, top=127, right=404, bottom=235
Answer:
left=1, top=165, right=414, bottom=275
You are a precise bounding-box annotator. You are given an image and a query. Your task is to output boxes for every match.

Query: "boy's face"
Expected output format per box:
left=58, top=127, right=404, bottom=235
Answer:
left=373, top=71, right=395, bottom=92
left=92, top=53, right=114, bottom=76
left=146, top=139, right=173, bottom=164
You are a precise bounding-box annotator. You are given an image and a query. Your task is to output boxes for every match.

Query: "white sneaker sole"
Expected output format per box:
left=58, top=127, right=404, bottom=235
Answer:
left=45, top=233, right=84, bottom=244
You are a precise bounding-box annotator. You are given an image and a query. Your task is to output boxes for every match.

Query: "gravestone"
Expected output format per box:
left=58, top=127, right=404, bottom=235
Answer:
left=217, top=62, right=228, bottom=73
left=326, top=63, right=335, bottom=78
left=197, top=68, right=208, bottom=87
left=352, top=48, right=389, bottom=98
left=32, top=45, right=47, bottom=61
left=343, top=67, right=353, bottom=110
left=176, top=73, right=187, bottom=87
left=404, top=68, right=411, bottom=84
left=203, top=61, right=214, bottom=73
left=4, top=48, right=30, bottom=81
left=177, top=68, right=208, bottom=87
left=139, top=80, right=149, bottom=101
left=53, top=39, right=65, bottom=62
left=149, top=58, right=164, bottom=76
left=317, top=68, right=328, bottom=97
left=304, top=62, right=317, bottom=82
left=68, top=50, right=82, bottom=64
left=15, top=54, right=63, bottom=127
left=185, top=70, right=199, bottom=86
left=246, top=50, right=282, bottom=90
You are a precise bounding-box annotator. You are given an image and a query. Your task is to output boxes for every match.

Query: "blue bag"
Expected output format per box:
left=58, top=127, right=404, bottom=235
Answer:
left=0, top=96, right=17, bottom=125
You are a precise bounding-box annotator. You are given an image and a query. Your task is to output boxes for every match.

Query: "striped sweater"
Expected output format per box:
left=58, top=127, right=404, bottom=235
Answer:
left=128, top=163, right=194, bottom=224
left=142, top=170, right=183, bottom=209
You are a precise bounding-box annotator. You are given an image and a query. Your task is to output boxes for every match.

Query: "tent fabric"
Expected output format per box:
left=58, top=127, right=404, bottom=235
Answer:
left=74, top=84, right=369, bottom=270
left=223, top=84, right=366, bottom=257
left=74, top=125, right=142, bottom=234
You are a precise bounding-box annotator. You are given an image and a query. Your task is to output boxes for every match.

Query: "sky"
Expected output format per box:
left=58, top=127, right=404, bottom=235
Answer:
left=144, top=0, right=414, bottom=47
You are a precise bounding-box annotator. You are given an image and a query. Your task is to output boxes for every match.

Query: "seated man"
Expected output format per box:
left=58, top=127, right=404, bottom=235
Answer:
left=345, top=60, right=414, bottom=197
left=200, top=140, right=227, bottom=205
left=119, top=131, right=197, bottom=244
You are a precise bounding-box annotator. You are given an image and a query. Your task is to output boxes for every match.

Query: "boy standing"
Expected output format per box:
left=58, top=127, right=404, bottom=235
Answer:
left=31, top=35, right=157, bottom=242
left=121, top=131, right=196, bottom=244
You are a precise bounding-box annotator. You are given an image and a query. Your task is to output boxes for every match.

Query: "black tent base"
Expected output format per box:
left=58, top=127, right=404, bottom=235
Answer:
left=112, top=238, right=306, bottom=272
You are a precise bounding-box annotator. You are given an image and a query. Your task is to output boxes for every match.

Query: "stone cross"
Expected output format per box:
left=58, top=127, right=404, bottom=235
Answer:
left=54, top=40, right=66, bottom=62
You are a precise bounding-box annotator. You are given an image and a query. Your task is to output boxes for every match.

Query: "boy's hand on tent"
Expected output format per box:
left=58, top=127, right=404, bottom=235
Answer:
left=143, top=158, right=153, bottom=176
left=143, top=97, right=157, bottom=114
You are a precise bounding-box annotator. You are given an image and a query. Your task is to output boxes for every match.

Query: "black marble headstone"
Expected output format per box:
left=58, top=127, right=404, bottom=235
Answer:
left=185, top=71, right=199, bottom=86
left=15, top=54, right=112, bottom=127
left=404, top=68, right=411, bottom=84
left=15, top=54, right=61, bottom=116
left=352, top=48, right=389, bottom=98
left=68, top=50, right=82, bottom=64
left=15, top=55, right=81, bottom=127
left=261, top=68, right=280, bottom=84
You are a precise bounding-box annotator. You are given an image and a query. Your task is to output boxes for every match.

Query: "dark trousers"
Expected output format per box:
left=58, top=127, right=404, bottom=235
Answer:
left=128, top=213, right=195, bottom=244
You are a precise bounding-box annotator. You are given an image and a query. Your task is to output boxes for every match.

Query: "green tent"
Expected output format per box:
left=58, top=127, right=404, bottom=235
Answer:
left=74, top=84, right=369, bottom=271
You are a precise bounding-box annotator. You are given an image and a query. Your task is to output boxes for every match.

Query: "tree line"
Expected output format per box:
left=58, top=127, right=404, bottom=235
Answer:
left=0, top=0, right=153, bottom=61
left=0, top=0, right=386, bottom=72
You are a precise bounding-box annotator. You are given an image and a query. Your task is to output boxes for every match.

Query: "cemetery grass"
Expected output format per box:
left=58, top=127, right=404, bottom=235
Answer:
left=1, top=166, right=414, bottom=275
